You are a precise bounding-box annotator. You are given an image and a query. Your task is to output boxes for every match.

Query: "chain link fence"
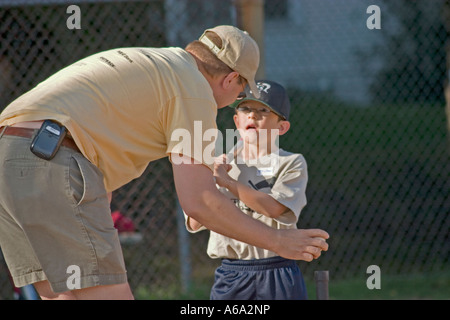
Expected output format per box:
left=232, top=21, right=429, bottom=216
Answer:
left=0, top=0, right=449, bottom=299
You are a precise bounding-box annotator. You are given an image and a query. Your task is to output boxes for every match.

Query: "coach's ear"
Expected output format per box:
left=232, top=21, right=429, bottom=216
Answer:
left=277, top=120, right=290, bottom=136
left=222, top=71, right=240, bottom=90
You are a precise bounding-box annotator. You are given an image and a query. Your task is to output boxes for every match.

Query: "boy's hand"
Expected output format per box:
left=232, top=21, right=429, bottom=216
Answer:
left=213, top=154, right=232, bottom=188
left=214, top=154, right=231, bottom=168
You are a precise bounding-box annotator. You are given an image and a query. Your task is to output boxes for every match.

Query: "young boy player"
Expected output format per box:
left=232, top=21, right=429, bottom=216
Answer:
left=186, top=80, right=321, bottom=300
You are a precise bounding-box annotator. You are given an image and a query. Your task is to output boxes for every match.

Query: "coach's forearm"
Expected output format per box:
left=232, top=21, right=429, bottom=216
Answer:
left=172, top=160, right=329, bottom=260
left=182, top=187, right=329, bottom=260
left=189, top=187, right=279, bottom=251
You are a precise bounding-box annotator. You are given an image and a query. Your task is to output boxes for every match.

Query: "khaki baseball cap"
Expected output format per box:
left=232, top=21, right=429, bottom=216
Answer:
left=199, top=25, right=260, bottom=98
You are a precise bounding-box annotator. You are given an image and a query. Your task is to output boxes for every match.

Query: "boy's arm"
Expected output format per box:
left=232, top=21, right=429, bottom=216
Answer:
left=214, top=163, right=287, bottom=218
left=172, top=155, right=329, bottom=262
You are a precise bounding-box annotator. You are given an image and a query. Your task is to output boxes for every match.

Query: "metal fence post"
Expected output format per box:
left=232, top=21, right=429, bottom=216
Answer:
left=314, top=270, right=329, bottom=300
left=176, top=198, right=192, bottom=294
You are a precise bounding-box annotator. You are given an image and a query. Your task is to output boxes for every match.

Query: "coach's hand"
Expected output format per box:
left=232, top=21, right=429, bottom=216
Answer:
left=274, top=228, right=329, bottom=261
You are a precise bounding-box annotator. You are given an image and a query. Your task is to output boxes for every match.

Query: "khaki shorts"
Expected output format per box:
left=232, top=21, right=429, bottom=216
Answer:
left=0, top=134, right=127, bottom=293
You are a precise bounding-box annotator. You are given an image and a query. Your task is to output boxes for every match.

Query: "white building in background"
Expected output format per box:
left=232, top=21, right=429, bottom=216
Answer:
left=263, top=0, right=385, bottom=105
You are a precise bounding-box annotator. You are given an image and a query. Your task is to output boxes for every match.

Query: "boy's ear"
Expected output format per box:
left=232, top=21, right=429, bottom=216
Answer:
left=233, top=113, right=239, bottom=127
left=278, top=120, right=290, bottom=136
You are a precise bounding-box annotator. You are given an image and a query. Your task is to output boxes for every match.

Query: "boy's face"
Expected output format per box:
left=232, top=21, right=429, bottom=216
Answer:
left=233, top=100, right=290, bottom=146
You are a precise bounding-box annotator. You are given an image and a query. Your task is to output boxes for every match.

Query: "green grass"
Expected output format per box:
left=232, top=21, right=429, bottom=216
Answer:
left=134, top=271, right=450, bottom=300
left=306, top=272, right=450, bottom=300
left=330, top=273, right=450, bottom=300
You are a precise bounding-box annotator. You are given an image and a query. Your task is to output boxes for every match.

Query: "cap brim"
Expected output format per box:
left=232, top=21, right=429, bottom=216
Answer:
left=229, top=97, right=287, bottom=120
left=229, top=96, right=287, bottom=120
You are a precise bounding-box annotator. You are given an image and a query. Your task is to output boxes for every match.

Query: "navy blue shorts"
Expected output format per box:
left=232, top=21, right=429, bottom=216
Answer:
left=210, top=256, right=307, bottom=300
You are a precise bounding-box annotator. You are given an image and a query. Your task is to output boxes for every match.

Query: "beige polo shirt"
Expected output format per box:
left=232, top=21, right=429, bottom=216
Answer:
left=0, top=47, right=218, bottom=191
left=187, top=149, right=308, bottom=260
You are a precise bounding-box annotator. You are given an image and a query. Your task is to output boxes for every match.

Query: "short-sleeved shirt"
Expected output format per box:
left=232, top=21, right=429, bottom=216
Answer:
left=0, top=47, right=217, bottom=191
left=188, top=149, right=308, bottom=260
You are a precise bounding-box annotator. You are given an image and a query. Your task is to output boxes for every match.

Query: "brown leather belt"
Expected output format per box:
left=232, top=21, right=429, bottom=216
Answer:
left=0, top=126, right=80, bottom=152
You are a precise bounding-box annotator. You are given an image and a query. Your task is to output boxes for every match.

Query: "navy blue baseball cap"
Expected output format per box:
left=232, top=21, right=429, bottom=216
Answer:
left=230, top=80, right=291, bottom=120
